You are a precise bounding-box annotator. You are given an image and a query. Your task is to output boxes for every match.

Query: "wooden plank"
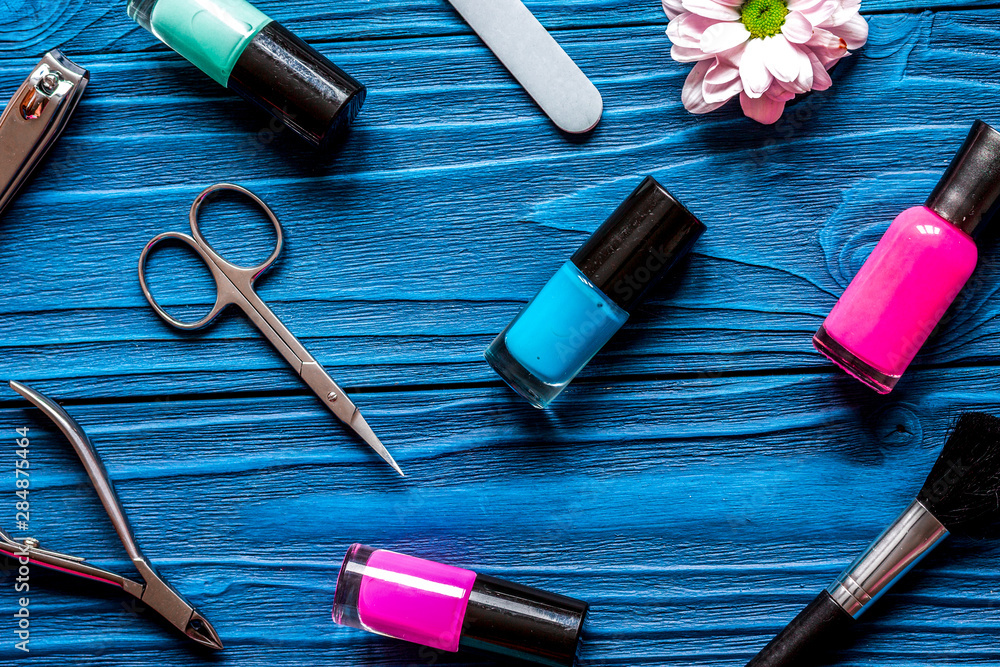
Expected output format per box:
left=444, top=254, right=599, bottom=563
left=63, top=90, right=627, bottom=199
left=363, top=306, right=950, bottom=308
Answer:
left=1, top=365, right=999, bottom=664
left=3, top=2, right=1000, bottom=666
left=0, top=0, right=993, bottom=59
left=2, top=13, right=1000, bottom=395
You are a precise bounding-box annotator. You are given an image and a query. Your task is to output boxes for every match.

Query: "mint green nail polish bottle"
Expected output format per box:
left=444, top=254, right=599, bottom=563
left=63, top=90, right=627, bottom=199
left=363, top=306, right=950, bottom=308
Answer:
left=128, top=0, right=366, bottom=147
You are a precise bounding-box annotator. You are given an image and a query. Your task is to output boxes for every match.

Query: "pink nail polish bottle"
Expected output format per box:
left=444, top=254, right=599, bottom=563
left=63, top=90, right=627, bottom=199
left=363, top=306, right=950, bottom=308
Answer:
left=814, top=120, right=1000, bottom=393
left=332, top=544, right=588, bottom=666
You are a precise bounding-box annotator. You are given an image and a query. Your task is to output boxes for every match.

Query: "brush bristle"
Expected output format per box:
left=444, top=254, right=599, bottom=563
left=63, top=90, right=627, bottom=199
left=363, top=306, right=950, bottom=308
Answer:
left=917, top=412, right=1000, bottom=532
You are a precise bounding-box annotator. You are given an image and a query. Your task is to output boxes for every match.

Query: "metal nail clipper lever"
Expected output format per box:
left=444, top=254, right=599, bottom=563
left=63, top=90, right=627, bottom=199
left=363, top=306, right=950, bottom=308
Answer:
left=0, top=381, right=223, bottom=650
left=0, top=51, right=89, bottom=216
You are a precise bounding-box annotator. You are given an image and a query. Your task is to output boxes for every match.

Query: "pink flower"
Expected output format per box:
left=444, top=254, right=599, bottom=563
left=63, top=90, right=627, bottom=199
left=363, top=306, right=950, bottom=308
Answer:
left=664, top=0, right=869, bottom=124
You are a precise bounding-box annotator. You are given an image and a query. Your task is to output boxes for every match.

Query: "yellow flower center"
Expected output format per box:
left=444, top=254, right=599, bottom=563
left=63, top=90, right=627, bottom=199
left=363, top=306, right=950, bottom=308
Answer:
left=741, top=0, right=789, bottom=39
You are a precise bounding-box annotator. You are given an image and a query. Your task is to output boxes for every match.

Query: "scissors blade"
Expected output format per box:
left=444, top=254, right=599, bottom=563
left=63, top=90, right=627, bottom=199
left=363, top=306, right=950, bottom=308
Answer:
left=349, top=410, right=405, bottom=477
left=226, top=288, right=404, bottom=476
left=299, top=362, right=404, bottom=476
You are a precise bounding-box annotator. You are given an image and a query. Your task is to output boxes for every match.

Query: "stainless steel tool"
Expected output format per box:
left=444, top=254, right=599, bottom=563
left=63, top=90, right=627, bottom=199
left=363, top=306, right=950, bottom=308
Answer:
left=0, top=381, right=223, bottom=649
left=0, top=50, right=89, bottom=216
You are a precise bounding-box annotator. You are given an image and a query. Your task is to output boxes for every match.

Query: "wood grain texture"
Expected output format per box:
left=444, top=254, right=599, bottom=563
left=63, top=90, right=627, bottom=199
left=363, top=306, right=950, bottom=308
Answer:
left=2, top=1, right=1000, bottom=666
left=5, top=11, right=1000, bottom=394
left=1, top=0, right=995, bottom=57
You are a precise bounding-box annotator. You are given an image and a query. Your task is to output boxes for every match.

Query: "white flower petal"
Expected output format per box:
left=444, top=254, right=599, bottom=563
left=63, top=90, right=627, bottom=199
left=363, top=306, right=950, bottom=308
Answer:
left=740, top=91, right=786, bottom=124
left=806, top=27, right=848, bottom=63
left=671, top=44, right=714, bottom=62
left=704, top=56, right=740, bottom=85
left=792, top=0, right=840, bottom=26
left=701, top=21, right=750, bottom=53
left=777, top=48, right=813, bottom=94
left=667, top=12, right=719, bottom=48
left=792, top=45, right=815, bottom=91
left=822, top=49, right=850, bottom=69
left=778, top=80, right=806, bottom=95
left=825, top=0, right=863, bottom=27
left=806, top=27, right=843, bottom=48
left=762, top=35, right=801, bottom=83
left=663, top=0, right=685, bottom=19
left=739, top=39, right=774, bottom=98
left=682, top=59, right=710, bottom=104
left=717, top=42, right=747, bottom=68
left=703, top=61, right=744, bottom=103
left=808, top=51, right=833, bottom=90
left=767, top=84, right=797, bottom=102
left=703, top=81, right=742, bottom=104
left=781, top=11, right=814, bottom=43
left=785, top=0, right=820, bottom=15
left=833, top=13, right=869, bottom=50
left=683, top=59, right=729, bottom=113
left=680, top=0, right=741, bottom=21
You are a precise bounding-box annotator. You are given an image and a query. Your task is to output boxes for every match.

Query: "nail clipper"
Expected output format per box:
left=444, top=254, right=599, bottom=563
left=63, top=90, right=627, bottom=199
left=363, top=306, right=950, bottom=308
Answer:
left=0, top=50, right=89, bottom=216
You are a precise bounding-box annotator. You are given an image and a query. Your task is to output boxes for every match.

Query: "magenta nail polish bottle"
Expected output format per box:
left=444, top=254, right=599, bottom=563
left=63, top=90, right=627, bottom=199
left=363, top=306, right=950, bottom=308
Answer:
left=814, top=120, right=1000, bottom=393
left=332, top=544, right=588, bottom=666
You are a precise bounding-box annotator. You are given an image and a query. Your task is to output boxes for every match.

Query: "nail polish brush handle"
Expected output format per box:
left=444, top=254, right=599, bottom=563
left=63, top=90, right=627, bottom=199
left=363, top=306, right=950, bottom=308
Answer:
left=745, top=590, right=854, bottom=667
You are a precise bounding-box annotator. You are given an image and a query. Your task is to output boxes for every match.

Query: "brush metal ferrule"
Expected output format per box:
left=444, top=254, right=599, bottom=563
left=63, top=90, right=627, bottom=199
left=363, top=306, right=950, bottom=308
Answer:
left=827, top=498, right=949, bottom=619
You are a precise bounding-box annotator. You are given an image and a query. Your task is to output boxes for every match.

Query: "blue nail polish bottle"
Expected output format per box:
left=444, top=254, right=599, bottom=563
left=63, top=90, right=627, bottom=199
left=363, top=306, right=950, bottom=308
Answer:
left=485, top=177, right=706, bottom=408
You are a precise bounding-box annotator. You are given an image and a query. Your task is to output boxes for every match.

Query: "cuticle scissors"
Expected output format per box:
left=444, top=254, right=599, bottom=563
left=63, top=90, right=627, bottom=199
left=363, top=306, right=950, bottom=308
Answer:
left=137, top=183, right=403, bottom=476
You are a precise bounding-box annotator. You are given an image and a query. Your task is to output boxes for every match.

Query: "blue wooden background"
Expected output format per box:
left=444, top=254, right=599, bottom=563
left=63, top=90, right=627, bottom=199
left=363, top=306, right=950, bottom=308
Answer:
left=3, top=0, right=1000, bottom=665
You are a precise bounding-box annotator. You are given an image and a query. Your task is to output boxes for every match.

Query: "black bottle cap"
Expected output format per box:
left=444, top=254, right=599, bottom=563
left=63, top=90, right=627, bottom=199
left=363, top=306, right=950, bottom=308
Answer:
left=228, top=21, right=366, bottom=149
left=925, top=120, right=1000, bottom=238
left=570, top=176, right=706, bottom=312
left=460, top=574, right=588, bottom=667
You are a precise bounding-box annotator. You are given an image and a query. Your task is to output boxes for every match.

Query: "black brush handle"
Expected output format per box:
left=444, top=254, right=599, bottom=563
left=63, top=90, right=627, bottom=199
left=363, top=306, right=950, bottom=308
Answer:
left=746, top=590, right=855, bottom=667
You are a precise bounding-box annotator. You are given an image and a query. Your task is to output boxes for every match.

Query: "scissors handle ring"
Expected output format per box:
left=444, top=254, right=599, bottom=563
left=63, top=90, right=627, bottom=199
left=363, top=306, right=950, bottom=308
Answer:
left=189, top=183, right=284, bottom=279
left=137, top=231, right=229, bottom=331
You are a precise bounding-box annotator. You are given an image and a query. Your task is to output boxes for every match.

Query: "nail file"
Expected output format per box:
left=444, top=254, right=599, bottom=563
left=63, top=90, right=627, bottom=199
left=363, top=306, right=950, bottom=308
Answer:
left=445, top=0, right=603, bottom=134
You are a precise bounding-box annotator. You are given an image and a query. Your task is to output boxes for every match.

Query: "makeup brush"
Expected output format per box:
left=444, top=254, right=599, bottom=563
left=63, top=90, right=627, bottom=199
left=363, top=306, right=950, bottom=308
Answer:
left=746, top=412, right=1000, bottom=667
